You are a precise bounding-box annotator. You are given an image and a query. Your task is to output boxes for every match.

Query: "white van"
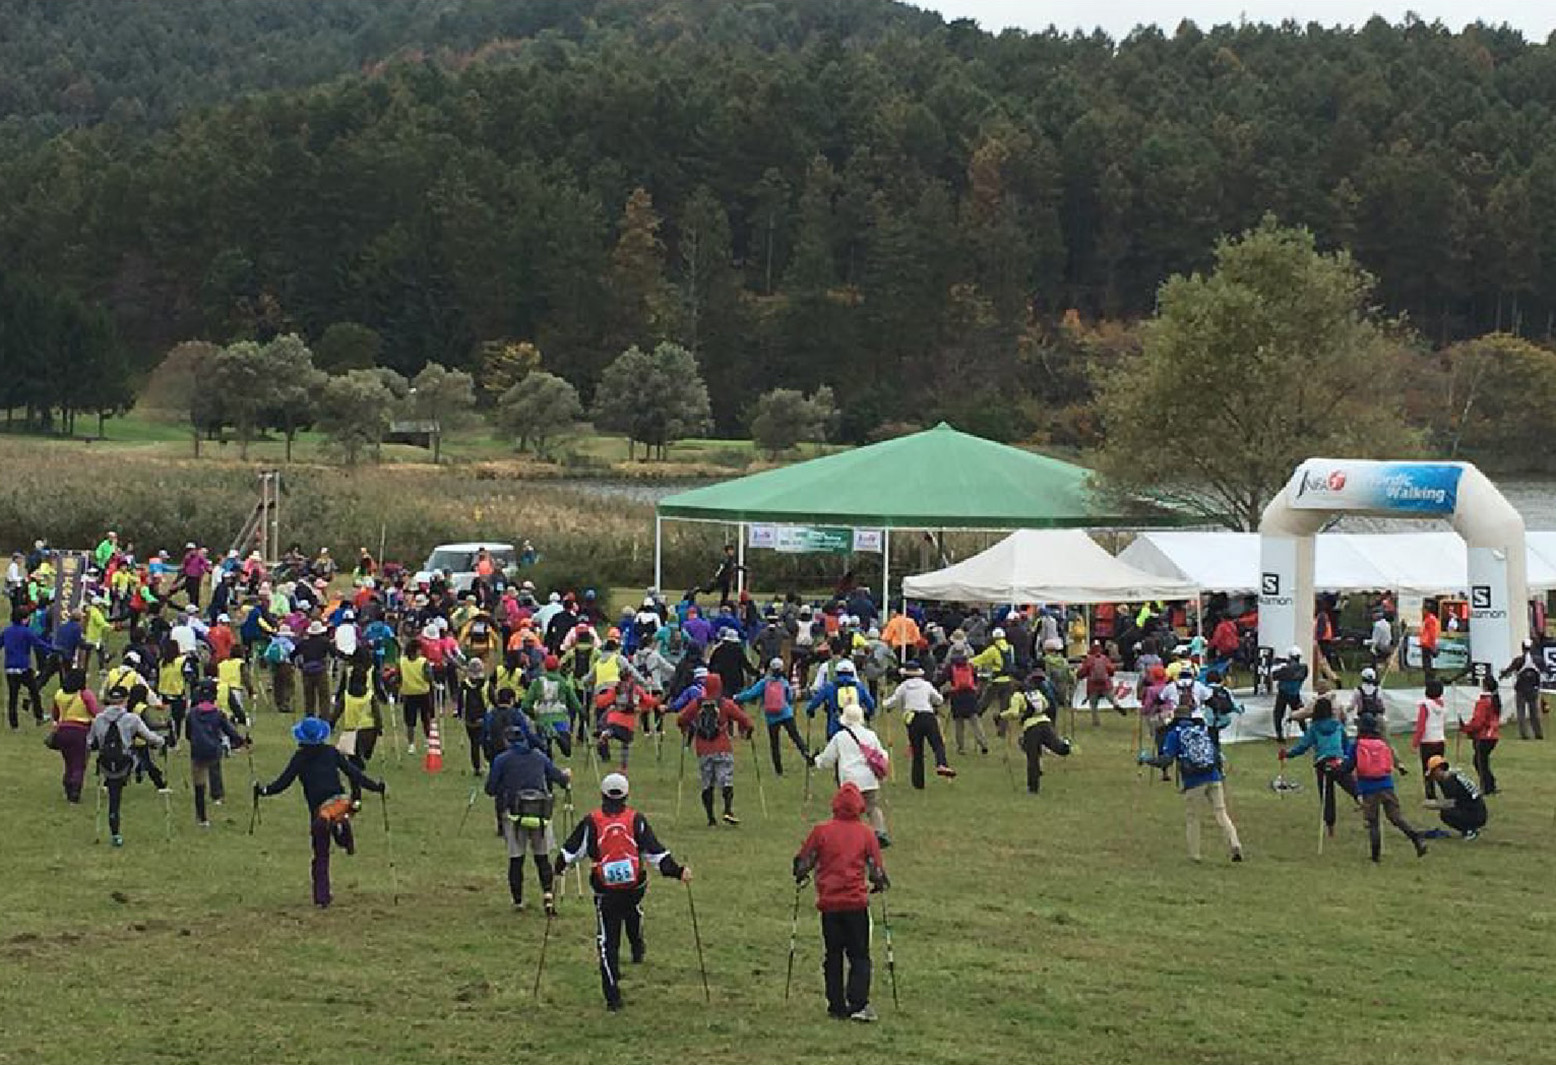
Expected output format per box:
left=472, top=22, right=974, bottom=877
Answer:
left=413, top=542, right=517, bottom=593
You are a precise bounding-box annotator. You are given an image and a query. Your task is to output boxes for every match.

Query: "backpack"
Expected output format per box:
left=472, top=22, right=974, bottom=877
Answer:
left=997, top=645, right=1015, bottom=678
left=536, top=677, right=564, bottom=717
left=1206, top=686, right=1236, bottom=718
left=97, top=720, right=133, bottom=779
left=593, top=808, right=642, bottom=890
left=1175, top=721, right=1219, bottom=776
left=571, top=648, right=592, bottom=680
left=836, top=683, right=861, bottom=712
left=262, top=639, right=286, bottom=666
left=1354, top=736, right=1393, bottom=779
left=1358, top=688, right=1384, bottom=717
left=842, top=725, right=889, bottom=780
left=693, top=700, right=722, bottom=741
left=762, top=679, right=788, bottom=715
left=950, top=661, right=976, bottom=692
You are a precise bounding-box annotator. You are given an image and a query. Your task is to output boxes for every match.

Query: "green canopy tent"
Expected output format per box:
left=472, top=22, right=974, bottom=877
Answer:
left=654, top=422, right=1188, bottom=604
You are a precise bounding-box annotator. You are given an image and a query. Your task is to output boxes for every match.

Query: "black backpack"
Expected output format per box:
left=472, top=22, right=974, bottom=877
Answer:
left=1359, top=688, right=1384, bottom=716
left=693, top=700, right=722, bottom=741
left=97, top=721, right=133, bottom=780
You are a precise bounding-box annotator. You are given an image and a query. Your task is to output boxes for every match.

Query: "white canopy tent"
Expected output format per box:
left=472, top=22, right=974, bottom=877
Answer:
left=1120, top=530, right=1556, bottom=594
left=902, top=529, right=1198, bottom=604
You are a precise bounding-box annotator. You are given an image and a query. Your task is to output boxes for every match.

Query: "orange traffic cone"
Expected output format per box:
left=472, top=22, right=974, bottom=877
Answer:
left=424, top=718, right=444, bottom=773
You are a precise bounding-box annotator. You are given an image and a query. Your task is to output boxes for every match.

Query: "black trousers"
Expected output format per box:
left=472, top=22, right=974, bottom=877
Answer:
left=594, top=887, right=646, bottom=1006
left=1272, top=692, right=1302, bottom=741
left=1313, top=759, right=1359, bottom=828
left=6, top=668, right=42, bottom=727
left=1021, top=721, right=1070, bottom=793
left=1472, top=737, right=1498, bottom=794
left=105, top=776, right=127, bottom=835
left=821, top=908, right=872, bottom=1017
left=1440, top=805, right=1487, bottom=834
left=907, top=713, right=949, bottom=789
left=767, top=717, right=807, bottom=774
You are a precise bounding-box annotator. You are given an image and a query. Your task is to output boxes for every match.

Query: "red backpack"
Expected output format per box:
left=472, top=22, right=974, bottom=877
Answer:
left=762, top=678, right=788, bottom=714
left=950, top=661, right=976, bottom=692
left=1354, top=737, right=1393, bottom=779
left=592, top=808, right=641, bottom=890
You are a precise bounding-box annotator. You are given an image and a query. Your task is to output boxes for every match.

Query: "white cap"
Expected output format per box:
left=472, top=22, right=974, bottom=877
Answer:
left=1288, top=645, right=1302, bottom=658
left=217, top=613, right=230, bottom=623
left=836, top=659, right=856, bottom=674
left=1361, top=667, right=1377, bottom=682
left=601, top=772, right=630, bottom=799
left=184, top=604, right=198, bottom=614
left=769, top=657, right=785, bottom=671
left=549, top=592, right=561, bottom=603
left=991, top=627, right=1006, bottom=639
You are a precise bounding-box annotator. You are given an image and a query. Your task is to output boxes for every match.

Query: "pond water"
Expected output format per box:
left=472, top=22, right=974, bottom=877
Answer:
left=559, top=477, right=1556, bottom=529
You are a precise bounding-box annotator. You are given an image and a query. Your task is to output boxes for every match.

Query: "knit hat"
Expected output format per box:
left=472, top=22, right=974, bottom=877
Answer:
left=293, top=717, right=331, bottom=745
left=543, top=654, right=559, bottom=671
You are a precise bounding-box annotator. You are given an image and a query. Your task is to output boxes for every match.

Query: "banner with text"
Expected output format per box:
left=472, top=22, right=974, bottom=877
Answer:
left=1286, top=460, right=1463, bottom=515
left=748, top=524, right=855, bottom=554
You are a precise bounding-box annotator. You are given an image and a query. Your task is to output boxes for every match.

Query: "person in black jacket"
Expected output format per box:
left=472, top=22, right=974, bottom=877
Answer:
left=485, top=726, right=571, bottom=913
left=556, top=772, right=690, bottom=1011
left=184, top=679, right=249, bottom=827
left=255, top=716, right=384, bottom=908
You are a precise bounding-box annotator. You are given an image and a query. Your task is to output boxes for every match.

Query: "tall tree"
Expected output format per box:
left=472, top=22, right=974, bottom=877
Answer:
left=1095, top=219, right=1420, bottom=528
left=604, top=187, right=675, bottom=356
left=592, top=342, right=711, bottom=460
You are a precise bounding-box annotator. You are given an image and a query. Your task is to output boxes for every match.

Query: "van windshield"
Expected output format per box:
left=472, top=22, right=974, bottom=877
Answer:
left=425, top=549, right=473, bottom=573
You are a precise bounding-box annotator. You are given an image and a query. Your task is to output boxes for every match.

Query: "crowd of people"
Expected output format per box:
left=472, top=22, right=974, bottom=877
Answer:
left=3, top=533, right=1534, bottom=1016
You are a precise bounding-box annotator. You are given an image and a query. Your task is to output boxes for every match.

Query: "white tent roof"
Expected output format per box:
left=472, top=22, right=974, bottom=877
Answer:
left=1121, top=531, right=1556, bottom=595
left=902, top=529, right=1198, bottom=604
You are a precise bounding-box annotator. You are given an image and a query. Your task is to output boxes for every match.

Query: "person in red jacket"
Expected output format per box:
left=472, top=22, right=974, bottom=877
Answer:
left=676, top=674, right=753, bottom=826
left=793, top=782, right=890, bottom=1023
left=1460, top=674, right=1501, bottom=794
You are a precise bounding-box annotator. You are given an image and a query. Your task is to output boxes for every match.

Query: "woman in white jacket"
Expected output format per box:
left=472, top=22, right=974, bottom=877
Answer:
left=815, top=704, right=891, bottom=845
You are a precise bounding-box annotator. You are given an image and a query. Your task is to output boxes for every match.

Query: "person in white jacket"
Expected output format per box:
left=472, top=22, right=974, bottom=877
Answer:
left=815, top=704, right=891, bottom=845
left=882, top=663, right=955, bottom=789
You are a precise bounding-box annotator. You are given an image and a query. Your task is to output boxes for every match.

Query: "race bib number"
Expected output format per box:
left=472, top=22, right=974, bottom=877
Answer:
left=601, top=859, right=635, bottom=886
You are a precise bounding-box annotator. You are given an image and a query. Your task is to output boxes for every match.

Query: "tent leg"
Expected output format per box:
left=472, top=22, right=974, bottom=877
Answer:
left=654, top=515, right=663, bottom=595
left=883, top=529, right=893, bottom=658
left=736, top=523, right=746, bottom=600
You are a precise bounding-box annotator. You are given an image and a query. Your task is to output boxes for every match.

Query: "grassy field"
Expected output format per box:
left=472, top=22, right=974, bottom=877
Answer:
left=3, top=683, right=1552, bottom=1065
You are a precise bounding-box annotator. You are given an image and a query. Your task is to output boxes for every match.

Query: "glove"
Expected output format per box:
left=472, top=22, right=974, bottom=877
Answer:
left=869, top=874, right=890, bottom=894
left=375, top=780, right=388, bottom=794
left=252, top=782, right=264, bottom=799
left=794, top=872, right=810, bottom=887
left=552, top=856, right=567, bottom=880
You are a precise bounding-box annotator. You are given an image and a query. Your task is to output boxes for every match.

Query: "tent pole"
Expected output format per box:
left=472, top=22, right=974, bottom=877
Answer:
left=654, top=514, right=663, bottom=594
left=1195, top=592, right=1203, bottom=637
left=737, top=523, right=746, bottom=600
left=883, top=528, right=893, bottom=657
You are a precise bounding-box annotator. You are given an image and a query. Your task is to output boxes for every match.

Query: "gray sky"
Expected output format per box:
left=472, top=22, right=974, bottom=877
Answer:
left=921, top=0, right=1554, bottom=41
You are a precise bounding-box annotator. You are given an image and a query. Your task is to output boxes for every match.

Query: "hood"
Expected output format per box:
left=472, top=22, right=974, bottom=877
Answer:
left=831, top=781, right=866, bottom=820
left=702, top=674, right=724, bottom=699
left=1311, top=717, right=1343, bottom=737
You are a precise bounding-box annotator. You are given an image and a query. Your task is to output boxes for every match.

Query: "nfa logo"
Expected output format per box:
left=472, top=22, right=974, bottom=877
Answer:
left=1296, top=467, right=1348, bottom=499
left=1471, top=585, right=1492, bottom=610
left=1262, top=573, right=1281, bottom=596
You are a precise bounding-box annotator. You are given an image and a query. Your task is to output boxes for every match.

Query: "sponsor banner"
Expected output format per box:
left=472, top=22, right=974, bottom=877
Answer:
left=851, top=529, right=884, bottom=553
left=51, top=551, right=89, bottom=628
left=747, top=524, right=854, bottom=554
left=1402, top=635, right=1470, bottom=671
left=1071, top=671, right=1141, bottom=710
left=1287, top=460, right=1462, bottom=515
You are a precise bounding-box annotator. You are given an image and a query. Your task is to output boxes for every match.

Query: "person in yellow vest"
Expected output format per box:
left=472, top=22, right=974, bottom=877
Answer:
left=398, top=639, right=435, bottom=754
left=156, top=638, right=199, bottom=740
left=488, top=646, right=528, bottom=706
left=214, top=654, right=251, bottom=726
left=334, top=649, right=385, bottom=808
left=82, top=595, right=112, bottom=675
left=971, top=628, right=1020, bottom=735
left=583, top=637, right=640, bottom=700
left=50, top=668, right=99, bottom=802
left=459, top=609, right=500, bottom=673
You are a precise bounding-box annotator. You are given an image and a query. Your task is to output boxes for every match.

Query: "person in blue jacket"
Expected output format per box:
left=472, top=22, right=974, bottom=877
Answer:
left=4, top=608, right=54, bottom=728
left=735, top=658, right=810, bottom=775
left=806, top=659, right=876, bottom=740
left=1279, top=696, right=1357, bottom=837
left=1143, top=703, right=1244, bottom=863
left=485, top=725, right=571, bottom=913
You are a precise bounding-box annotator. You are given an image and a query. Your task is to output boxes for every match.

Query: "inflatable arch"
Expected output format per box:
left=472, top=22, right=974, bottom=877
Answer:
left=1258, top=459, right=1528, bottom=682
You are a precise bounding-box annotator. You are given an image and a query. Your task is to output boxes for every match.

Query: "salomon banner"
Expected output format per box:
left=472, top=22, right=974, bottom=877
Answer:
left=1285, top=460, right=1463, bottom=515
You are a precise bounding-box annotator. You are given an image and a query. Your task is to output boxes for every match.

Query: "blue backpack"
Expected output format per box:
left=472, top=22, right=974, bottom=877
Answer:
left=1176, top=721, right=1219, bottom=775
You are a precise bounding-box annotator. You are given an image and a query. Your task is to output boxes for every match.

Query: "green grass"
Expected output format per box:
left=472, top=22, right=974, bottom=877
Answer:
left=3, top=675, right=1553, bottom=1064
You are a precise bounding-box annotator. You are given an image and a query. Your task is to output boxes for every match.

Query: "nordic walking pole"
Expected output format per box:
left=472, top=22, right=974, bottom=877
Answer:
left=783, top=879, right=803, bottom=1000
left=1317, top=769, right=1328, bottom=856
left=380, top=790, right=400, bottom=906
left=563, top=787, right=583, bottom=899
left=457, top=783, right=480, bottom=837
left=248, top=782, right=261, bottom=836
left=749, top=732, right=769, bottom=820
left=532, top=907, right=554, bottom=999
left=93, top=777, right=105, bottom=844
left=685, top=879, right=712, bottom=1004
left=879, top=890, right=900, bottom=1009
left=245, top=731, right=262, bottom=830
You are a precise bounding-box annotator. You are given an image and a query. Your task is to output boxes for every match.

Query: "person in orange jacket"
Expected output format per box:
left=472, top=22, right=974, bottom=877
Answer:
left=1460, top=673, right=1501, bottom=794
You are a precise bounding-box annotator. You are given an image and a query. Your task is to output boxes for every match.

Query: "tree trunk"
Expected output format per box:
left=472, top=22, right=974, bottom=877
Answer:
left=97, top=412, right=105, bottom=439
left=284, top=428, right=294, bottom=464
left=432, top=430, right=441, bottom=464
left=192, top=428, right=201, bottom=458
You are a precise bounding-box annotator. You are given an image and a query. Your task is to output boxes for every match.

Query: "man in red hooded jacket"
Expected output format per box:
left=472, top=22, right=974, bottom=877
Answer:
left=793, top=782, right=890, bottom=1022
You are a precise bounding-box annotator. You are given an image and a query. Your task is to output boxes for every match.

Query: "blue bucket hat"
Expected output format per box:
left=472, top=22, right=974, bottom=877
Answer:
left=293, top=717, right=331, bottom=746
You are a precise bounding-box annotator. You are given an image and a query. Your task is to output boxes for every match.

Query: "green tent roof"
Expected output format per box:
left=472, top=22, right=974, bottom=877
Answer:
left=657, top=423, right=1185, bottom=529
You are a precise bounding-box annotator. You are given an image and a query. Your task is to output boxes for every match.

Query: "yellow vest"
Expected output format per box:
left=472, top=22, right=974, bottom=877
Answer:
left=399, top=658, right=432, bottom=696
left=595, top=652, right=623, bottom=687
left=158, top=658, right=187, bottom=697
left=216, top=658, right=245, bottom=711
left=53, top=690, right=93, bottom=726
left=339, top=688, right=376, bottom=732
